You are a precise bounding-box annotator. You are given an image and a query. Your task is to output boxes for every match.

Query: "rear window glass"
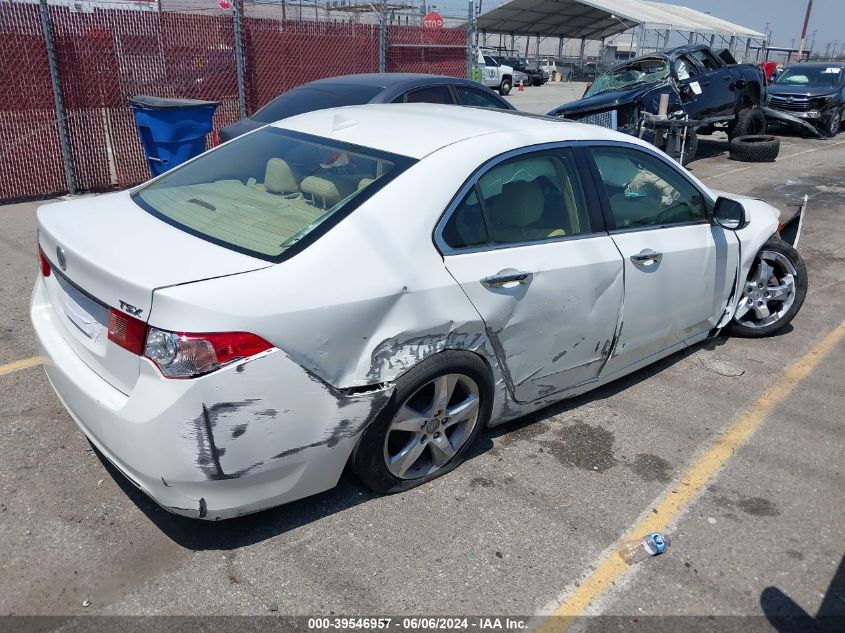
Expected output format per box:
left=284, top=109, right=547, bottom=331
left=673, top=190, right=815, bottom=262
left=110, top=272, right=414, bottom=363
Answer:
left=133, top=128, right=413, bottom=261
left=252, top=84, right=383, bottom=123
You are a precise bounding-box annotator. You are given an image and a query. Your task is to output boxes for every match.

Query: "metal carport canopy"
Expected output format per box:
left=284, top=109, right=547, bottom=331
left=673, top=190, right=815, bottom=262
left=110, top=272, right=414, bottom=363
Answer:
left=475, top=0, right=766, bottom=40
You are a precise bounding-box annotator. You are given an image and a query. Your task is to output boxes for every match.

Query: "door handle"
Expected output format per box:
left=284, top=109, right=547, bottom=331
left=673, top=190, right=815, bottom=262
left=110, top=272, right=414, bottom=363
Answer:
left=481, top=271, right=533, bottom=287
left=630, top=249, right=663, bottom=265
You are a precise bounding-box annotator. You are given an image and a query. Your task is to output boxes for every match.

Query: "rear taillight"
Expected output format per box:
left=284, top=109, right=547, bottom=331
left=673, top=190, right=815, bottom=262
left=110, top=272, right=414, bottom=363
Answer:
left=143, top=327, right=272, bottom=378
left=212, top=129, right=220, bottom=147
left=108, top=309, right=147, bottom=355
left=39, top=247, right=51, bottom=277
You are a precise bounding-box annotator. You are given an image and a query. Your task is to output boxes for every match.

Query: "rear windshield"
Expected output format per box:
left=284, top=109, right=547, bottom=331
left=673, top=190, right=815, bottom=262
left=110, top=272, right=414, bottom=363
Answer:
left=133, top=128, right=414, bottom=261
left=252, top=84, right=384, bottom=123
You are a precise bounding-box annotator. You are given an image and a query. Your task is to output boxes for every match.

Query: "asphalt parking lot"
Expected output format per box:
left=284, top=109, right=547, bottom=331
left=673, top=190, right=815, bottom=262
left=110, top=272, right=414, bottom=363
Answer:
left=2, top=82, right=844, bottom=629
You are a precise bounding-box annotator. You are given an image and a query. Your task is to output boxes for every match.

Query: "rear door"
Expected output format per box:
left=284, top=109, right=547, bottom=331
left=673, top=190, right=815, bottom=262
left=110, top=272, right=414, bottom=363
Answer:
left=585, top=144, right=738, bottom=376
left=438, top=146, right=623, bottom=402
left=689, top=48, right=736, bottom=116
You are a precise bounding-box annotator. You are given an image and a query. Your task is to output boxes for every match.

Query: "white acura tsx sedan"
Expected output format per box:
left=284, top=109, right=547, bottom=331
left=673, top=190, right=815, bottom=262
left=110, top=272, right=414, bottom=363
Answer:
left=32, top=104, right=806, bottom=520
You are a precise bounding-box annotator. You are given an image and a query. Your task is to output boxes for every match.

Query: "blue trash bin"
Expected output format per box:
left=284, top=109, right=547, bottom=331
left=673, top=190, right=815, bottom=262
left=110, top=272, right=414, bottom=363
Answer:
left=129, top=95, right=220, bottom=178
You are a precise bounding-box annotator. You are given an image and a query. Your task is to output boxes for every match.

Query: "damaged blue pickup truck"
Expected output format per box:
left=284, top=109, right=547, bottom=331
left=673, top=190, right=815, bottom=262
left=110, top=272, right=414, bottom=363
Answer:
left=549, top=45, right=767, bottom=164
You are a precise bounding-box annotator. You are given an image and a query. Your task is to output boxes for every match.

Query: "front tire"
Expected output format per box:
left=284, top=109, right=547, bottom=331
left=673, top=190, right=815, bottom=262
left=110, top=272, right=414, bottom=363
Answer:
left=499, top=78, right=512, bottom=96
left=728, top=238, right=807, bottom=338
left=351, top=351, right=492, bottom=494
left=824, top=108, right=841, bottom=138
left=729, top=107, right=767, bottom=139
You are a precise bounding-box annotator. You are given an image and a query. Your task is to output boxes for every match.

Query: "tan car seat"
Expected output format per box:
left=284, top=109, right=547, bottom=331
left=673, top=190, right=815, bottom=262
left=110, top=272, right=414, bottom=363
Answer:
left=300, top=176, right=357, bottom=208
left=263, top=158, right=300, bottom=195
left=486, top=180, right=565, bottom=243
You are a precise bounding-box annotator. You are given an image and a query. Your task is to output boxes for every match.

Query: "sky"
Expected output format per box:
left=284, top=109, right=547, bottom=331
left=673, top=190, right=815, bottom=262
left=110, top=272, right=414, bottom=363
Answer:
left=670, top=0, right=839, bottom=52
left=434, top=0, right=843, bottom=55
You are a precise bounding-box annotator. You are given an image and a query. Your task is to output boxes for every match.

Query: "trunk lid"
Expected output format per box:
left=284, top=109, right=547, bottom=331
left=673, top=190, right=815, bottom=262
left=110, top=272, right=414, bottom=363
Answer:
left=37, top=190, right=271, bottom=394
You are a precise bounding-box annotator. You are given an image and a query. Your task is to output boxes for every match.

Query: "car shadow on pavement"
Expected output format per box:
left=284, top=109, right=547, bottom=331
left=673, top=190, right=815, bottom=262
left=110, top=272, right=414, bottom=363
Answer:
left=692, top=137, right=729, bottom=162
left=96, top=334, right=735, bottom=550
left=760, top=553, right=845, bottom=632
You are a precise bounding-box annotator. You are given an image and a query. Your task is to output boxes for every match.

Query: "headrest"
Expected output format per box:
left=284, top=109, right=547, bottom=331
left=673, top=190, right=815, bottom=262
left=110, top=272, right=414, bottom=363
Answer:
left=265, top=158, right=298, bottom=194
left=357, top=177, right=375, bottom=191
left=487, top=180, right=545, bottom=227
left=301, top=176, right=344, bottom=207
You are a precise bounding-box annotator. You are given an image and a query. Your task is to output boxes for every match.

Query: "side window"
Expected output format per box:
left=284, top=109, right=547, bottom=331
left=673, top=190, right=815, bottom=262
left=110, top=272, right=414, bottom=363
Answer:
left=442, top=150, right=592, bottom=249
left=675, top=56, right=700, bottom=80
left=692, top=49, right=721, bottom=71
left=454, top=86, right=505, bottom=109
left=590, top=146, right=707, bottom=229
left=442, top=189, right=488, bottom=249
left=403, top=85, right=454, bottom=104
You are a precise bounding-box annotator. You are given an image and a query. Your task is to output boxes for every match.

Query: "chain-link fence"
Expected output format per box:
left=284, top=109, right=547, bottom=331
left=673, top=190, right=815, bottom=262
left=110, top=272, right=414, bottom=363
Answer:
left=0, top=0, right=469, bottom=202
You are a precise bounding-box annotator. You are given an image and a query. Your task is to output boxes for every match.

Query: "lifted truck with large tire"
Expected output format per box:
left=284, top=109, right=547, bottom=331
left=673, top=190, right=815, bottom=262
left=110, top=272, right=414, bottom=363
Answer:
left=548, top=45, right=766, bottom=164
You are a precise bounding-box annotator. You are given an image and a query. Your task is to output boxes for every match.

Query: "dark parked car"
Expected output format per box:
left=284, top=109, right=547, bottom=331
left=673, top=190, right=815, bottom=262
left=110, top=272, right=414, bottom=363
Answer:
left=766, top=62, right=845, bottom=137
left=556, top=61, right=612, bottom=82
left=219, top=74, right=515, bottom=142
left=548, top=45, right=766, bottom=162
left=499, top=56, right=548, bottom=86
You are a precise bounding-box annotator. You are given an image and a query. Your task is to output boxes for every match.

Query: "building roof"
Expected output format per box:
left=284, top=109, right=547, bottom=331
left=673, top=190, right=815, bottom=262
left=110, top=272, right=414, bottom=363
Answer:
left=475, top=0, right=765, bottom=40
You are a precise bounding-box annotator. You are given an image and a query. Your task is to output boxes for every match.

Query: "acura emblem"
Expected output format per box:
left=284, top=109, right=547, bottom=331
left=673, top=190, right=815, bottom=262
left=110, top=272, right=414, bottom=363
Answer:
left=56, top=246, right=67, bottom=271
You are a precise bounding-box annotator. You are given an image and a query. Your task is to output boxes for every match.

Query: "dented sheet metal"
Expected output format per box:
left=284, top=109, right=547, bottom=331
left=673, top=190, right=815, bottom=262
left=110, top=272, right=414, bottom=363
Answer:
left=443, top=237, right=624, bottom=402
left=763, top=107, right=826, bottom=139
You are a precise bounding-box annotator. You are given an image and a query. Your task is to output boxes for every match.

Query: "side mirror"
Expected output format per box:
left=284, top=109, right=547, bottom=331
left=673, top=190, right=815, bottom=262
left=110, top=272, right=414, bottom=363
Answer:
left=712, top=196, right=747, bottom=230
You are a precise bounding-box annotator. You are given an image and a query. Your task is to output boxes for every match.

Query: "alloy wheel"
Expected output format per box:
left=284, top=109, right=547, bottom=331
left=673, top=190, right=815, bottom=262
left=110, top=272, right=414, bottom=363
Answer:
left=734, top=250, right=797, bottom=329
left=383, top=373, right=481, bottom=480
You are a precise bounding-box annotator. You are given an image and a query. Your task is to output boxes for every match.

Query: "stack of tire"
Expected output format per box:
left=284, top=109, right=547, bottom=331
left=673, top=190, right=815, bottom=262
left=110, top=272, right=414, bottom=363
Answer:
left=728, top=108, right=780, bottom=162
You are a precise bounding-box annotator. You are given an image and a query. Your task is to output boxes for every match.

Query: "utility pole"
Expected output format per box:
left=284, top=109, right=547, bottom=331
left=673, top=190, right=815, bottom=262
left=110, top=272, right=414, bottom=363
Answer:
left=796, top=0, right=813, bottom=60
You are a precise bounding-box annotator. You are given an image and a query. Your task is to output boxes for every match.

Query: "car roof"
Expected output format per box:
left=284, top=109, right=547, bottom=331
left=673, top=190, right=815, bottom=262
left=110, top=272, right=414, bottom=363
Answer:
left=304, top=73, right=470, bottom=89
left=273, top=103, right=640, bottom=159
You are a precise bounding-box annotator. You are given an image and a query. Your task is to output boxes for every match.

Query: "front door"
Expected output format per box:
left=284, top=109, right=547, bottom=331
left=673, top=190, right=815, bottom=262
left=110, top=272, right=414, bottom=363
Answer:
left=438, top=148, right=624, bottom=402
left=585, top=144, right=739, bottom=375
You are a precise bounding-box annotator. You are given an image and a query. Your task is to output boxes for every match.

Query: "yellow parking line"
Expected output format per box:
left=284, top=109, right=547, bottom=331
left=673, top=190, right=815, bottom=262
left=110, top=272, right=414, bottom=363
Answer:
left=0, top=356, right=42, bottom=376
left=539, top=318, right=845, bottom=632
left=708, top=138, right=845, bottom=179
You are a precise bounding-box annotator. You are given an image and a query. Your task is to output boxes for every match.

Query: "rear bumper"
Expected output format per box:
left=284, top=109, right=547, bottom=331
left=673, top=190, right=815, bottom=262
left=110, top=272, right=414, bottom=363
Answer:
left=30, top=277, right=391, bottom=520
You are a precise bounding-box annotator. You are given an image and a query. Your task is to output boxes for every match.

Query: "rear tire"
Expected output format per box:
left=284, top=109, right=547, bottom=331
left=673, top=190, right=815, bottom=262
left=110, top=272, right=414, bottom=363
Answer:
left=728, top=238, right=807, bottom=338
left=728, top=107, right=767, bottom=139
left=729, top=135, right=780, bottom=162
left=351, top=351, right=492, bottom=494
left=499, top=78, right=512, bottom=96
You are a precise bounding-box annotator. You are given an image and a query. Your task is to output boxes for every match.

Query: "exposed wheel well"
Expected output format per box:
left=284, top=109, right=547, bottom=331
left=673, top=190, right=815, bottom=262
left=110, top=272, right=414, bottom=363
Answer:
left=740, top=81, right=762, bottom=109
